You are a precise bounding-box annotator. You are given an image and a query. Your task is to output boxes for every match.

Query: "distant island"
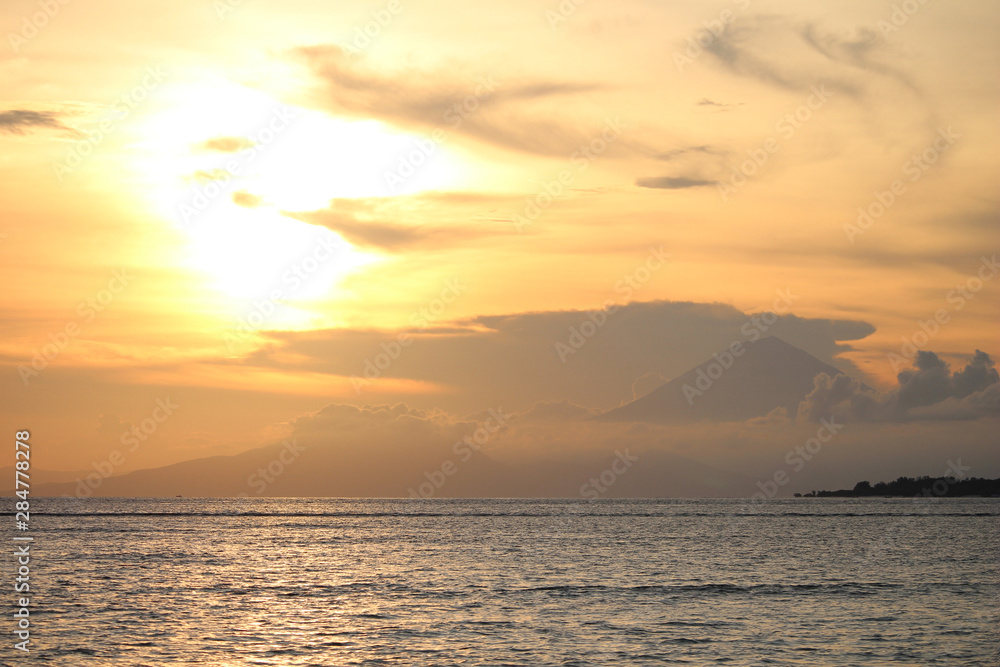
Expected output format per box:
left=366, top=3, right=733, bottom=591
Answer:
left=796, top=476, right=1000, bottom=498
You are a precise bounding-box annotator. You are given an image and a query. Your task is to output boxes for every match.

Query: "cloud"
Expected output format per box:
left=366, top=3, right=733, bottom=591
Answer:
left=897, top=350, right=999, bottom=419
left=678, top=16, right=945, bottom=192
left=286, top=208, right=430, bottom=249
left=798, top=350, right=1000, bottom=422
left=288, top=401, right=471, bottom=440
left=703, top=15, right=937, bottom=122
left=517, top=400, right=599, bottom=423
left=95, top=413, right=130, bottom=439
left=187, top=169, right=231, bottom=184
left=696, top=98, right=744, bottom=112
left=635, top=176, right=718, bottom=189
left=799, top=24, right=922, bottom=96
left=232, top=191, right=264, bottom=209
left=250, top=395, right=999, bottom=497
left=655, top=145, right=720, bottom=161
left=909, top=385, right=1000, bottom=421
left=283, top=196, right=503, bottom=251
left=946, top=350, right=999, bottom=397
left=703, top=16, right=864, bottom=98
left=0, top=109, right=69, bottom=135
left=197, top=136, right=253, bottom=153
left=217, top=399, right=761, bottom=496
left=641, top=145, right=729, bottom=192
left=290, top=45, right=617, bottom=157
left=631, top=371, right=667, bottom=400
left=245, top=299, right=875, bottom=414
left=745, top=406, right=791, bottom=427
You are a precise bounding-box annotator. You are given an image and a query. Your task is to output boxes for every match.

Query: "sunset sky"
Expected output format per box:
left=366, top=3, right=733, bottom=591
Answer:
left=2, top=0, right=997, bottom=491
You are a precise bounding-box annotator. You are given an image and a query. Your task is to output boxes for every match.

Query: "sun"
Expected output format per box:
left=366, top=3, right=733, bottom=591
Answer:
left=128, top=75, right=464, bottom=311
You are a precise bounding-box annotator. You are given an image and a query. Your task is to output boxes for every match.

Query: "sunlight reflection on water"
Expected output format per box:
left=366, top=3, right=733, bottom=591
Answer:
left=8, top=497, right=999, bottom=666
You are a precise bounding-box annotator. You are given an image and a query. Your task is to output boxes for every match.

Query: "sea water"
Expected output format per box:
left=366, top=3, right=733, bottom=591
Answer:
left=4, top=497, right=998, bottom=665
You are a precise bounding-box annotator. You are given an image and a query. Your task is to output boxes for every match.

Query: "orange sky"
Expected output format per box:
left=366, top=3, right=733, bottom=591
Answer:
left=1, top=0, right=997, bottom=485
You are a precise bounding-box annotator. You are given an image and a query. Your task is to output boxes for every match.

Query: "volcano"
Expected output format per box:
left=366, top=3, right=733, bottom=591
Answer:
left=597, top=336, right=852, bottom=423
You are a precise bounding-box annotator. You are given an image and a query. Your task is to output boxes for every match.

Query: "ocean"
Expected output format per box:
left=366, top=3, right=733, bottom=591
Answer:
left=5, top=497, right=998, bottom=665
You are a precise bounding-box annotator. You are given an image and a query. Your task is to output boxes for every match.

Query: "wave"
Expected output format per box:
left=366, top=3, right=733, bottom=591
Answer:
left=25, top=510, right=999, bottom=518
left=496, top=582, right=906, bottom=596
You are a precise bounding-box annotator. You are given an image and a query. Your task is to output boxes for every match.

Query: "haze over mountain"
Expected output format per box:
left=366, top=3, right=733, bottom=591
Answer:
left=10, top=336, right=997, bottom=499
left=599, top=337, right=854, bottom=424
left=16, top=441, right=753, bottom=499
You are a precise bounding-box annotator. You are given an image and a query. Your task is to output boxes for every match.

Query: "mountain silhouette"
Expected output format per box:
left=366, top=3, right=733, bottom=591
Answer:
left=16, top=444, right=753, bottom=498
left=597, top=336, right=852, bottom=423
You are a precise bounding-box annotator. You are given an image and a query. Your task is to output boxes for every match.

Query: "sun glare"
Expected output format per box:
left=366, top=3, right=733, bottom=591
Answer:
left=127, top=76, right=460, bottom=310
left=182, top=206, right=374, bottom=300
left=135, top=76, right=463, bottom=205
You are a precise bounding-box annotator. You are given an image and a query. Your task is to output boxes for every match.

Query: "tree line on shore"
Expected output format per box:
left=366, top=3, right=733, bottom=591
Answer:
left=796, top=476, right=1000, bottom=497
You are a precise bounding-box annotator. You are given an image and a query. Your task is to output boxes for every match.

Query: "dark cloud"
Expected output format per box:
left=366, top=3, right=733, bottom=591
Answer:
left=911, top=385, right=1000, bottom=421
left=241, top=300, right=875, bottom=414
left=897, top=350, right=999, bottom=418
left=799, top=350, right=1000, bottom=422
left=0, top=109, right=69, bottom=135
left=635, top=176, right=718, bottom=189
left=951, top=350, right=1000, bottom=397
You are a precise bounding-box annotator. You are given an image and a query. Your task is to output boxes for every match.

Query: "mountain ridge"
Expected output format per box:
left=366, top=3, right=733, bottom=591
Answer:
left=598, top=336, right=853, bottom=424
